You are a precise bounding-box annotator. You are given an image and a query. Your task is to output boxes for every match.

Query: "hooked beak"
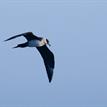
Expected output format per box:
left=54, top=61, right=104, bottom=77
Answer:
left=48, top=43, right=51, bottom=46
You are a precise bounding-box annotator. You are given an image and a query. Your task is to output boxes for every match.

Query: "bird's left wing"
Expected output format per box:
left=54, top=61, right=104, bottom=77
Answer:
left=4, top=32, right=41, bottom=41
left=36, top=45, right=55, bottom=82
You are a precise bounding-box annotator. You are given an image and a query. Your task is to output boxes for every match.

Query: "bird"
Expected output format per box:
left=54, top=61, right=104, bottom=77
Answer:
left=4, top=32, right=55, bottom=83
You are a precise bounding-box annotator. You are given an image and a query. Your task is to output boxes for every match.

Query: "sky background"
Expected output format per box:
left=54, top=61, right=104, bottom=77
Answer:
left=0, top=0, right=107, bottom=107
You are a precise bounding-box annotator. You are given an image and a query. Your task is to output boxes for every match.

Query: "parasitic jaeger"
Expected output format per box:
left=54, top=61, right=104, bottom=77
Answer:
left=5, top=32, right=55, bottom=83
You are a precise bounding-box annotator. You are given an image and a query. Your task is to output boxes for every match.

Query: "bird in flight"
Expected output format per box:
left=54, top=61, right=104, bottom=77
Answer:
left=5, top=32, right=55, bottom=83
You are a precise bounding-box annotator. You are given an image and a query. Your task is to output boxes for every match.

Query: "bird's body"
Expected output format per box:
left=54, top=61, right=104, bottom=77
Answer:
left=28, top=38, right=47, bottom=47
left=5, top=32, right=55, bottom=82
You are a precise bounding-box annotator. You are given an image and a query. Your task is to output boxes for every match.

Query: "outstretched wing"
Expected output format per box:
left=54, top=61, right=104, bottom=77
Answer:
left=36, top=45, right=55, bottom=82
left=4, top=32, right=42, bottom=41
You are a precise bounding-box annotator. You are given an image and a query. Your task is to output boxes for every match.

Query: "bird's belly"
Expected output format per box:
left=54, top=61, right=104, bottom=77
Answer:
left=28, top=40, right=45, bottom=47
left=28, top=40, right=39, bottom=47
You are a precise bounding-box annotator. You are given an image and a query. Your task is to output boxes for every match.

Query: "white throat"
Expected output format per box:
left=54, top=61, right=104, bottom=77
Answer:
left=38, top=38, right=47, bottom=47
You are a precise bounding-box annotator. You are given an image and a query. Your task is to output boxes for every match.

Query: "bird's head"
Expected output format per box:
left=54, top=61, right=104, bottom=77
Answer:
left=46, top=39, right=51, bottom=46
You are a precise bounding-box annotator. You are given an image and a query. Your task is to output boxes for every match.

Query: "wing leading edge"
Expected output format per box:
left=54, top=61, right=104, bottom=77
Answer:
left=4, top=32, right=41, bottom=41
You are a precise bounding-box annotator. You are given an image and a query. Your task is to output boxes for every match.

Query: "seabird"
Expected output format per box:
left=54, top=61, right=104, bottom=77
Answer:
left=5, top=32, right=55, bottom=83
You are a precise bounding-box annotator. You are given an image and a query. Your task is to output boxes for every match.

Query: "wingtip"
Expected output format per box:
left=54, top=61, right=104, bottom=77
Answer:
left=4, top=39, right=8, bottom=42
left=46, top=66, right=54, bottom=83
left=49, top=79, right=52, bottom=83
left=48, top=73, right=53, bottom=83
left=4, top=38, right=11, bottom=42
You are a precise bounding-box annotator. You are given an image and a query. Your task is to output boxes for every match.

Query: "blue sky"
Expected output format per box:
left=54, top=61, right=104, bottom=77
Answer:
left=0, top=0, right=107, bottom=107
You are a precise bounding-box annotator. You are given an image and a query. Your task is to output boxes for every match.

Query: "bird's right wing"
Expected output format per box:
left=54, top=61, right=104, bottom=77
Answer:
left=36, top=45, right=55, bottom=82
left=4, top=32, right=41, bottom=41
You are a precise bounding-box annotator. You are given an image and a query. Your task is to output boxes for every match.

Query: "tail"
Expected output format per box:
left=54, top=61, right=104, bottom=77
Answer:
left=13, top=45, right=19, bottom=48
left=12, top=43, right=28, bottom=48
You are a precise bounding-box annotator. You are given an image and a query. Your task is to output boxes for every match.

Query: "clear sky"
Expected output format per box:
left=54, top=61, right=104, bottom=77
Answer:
left=0, top=0, right=107, bottom=107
